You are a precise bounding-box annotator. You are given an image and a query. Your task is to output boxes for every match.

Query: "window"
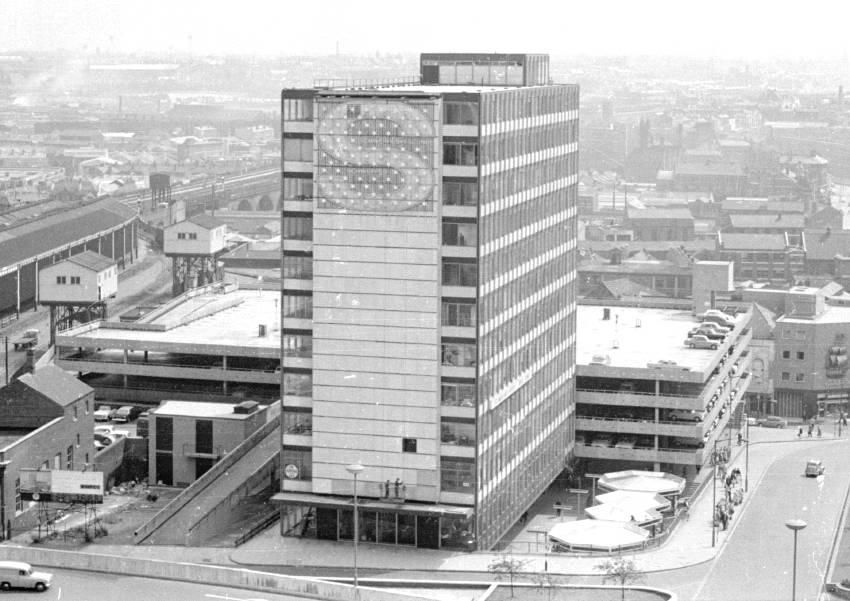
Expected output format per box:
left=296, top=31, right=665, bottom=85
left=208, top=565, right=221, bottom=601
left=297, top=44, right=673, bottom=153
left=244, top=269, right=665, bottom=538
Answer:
left=797, top=351, right=805, bottom=360
left=796, top=373, right=805, bottom=382
left=443, top=181, right=478, bottom=206
left=441, top=382, right=476, bottom=407
left=442, top=221, right=477, bottom=247
left=782, top=329, right=792, bottom=339
left=441, top=458, right=474, bottom=492
left=441, top=342, right=476, bottom=367
left=781, top=372, right=790, bottom=381
left=66, top=445, right=73, bottom=470
left=283, top=177, right=313, bottom=201
left=782, top=350, right=790, bottom=359
left=53, top=453, right=61, bottom=470
left=282, top=446, right=312, bottom=480
left=441, top=301, right=476, bottom=327
left=41, top=461, right=49, bottom=471
left=282, top=333, right=312, bottom=357
left=283, top=255, right=313, bottom=280
left=282, top=372, right=312, bottom=396
left=155, top=417, right=173, bottom=451
left=402, top=438, right=417, bottom=453
left=177, top=232, right=186, bottom=240
left=70, top=276, right=81, bottom=285
left=443, top=102, right=478, bottom=125
left=283, top=294, right=312, bottom=319
left=73, top=404, right=78, bottom=420
left=76, top=433, right=80, bottom=447
left=795, top=330, right=806, bottom=340
left=283, top=138, right=313, bottom=162
left=283, top=215, right=313, bottom=241
left=283, top=409, right=312, bottom=434
left=85, top=400, right=89, bottom=414
left=56, top=276, right=66, bottom=284
left=14, top=478, right=21, bottom=513
left=442, top=261, right=477, bottom=287
left=188, top=233, right=197, bottom=240
left=283, top=98, right=313, bottom=121
left=443, top=142, right=478, bottom=166
left=441, top=420, right=475, bottom=446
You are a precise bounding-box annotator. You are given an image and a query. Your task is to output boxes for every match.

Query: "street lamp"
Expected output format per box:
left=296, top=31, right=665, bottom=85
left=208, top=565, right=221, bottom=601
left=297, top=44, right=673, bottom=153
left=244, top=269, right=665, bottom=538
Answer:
left=744, top=417, right=750, bottom=493
left=785, top=519, right=807, bottom=601
left=346, top=462, right=365, bottom=599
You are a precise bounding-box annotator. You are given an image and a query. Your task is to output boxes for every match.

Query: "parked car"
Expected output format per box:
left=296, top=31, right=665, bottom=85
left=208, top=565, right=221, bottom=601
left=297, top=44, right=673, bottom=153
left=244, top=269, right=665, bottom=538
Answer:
left=93, top=425, right=128, bottom=438
left=93, top=433, right=114, bottom=449
left=757, top=416, right=788, bottom=428
left=687, top=327, right=726, bottom=340
left=113, top=405, right=142, bottom=423
left=0, top=561, right=52, bottom=591
left=698, top=310, right=736, bottom=328
left=684, top=335, right=719, bottom=350
left=591, top=434, right=614, bottom=447
left=614, top=436, right=637, bottom=449
left=668, top=409, right=705, bottom=422
left=93, top=405, right=116, bottom=422
left=805, top=459, right=825, bottom=477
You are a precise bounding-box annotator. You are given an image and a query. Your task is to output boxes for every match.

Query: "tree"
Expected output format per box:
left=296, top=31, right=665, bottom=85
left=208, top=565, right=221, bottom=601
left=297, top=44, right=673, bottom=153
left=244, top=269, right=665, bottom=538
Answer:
left=532, top=569, right=568, bottom=601
left=596, top=556, right=643, bottom=601
left=488, top=555, right=529, bottom=598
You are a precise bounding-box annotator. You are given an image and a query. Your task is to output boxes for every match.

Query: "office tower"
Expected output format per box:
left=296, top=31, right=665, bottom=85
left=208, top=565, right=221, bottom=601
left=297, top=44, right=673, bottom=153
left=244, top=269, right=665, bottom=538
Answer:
left=277, top=53, right=578, bottom=550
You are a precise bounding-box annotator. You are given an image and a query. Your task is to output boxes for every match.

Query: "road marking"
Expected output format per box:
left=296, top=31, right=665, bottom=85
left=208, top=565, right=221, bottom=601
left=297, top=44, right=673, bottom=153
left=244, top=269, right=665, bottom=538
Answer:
left=57, top=587, right=61, bottom=600
left=205, top=594, right=269, bottom=601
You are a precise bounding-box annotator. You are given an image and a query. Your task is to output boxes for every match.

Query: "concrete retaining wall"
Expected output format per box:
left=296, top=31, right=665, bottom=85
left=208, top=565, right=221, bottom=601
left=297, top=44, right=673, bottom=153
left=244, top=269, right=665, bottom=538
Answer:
left=0, top=545, right=430, bottom=601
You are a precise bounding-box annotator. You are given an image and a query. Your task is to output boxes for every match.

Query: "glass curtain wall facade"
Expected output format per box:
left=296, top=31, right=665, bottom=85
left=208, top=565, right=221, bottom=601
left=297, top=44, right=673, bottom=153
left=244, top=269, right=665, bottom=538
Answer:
left=474, top=85, right=578, bottom=548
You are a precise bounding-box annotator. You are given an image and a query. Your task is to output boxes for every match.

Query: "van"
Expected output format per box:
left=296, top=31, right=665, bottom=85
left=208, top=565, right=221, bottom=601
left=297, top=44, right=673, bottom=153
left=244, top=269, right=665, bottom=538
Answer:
left=0, top=561, right=52, bottom=591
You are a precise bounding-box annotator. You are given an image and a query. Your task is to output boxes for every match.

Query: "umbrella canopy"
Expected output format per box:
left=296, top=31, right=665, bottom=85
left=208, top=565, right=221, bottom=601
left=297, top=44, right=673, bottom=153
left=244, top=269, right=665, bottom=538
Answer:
left=598, top=470, right=686, bottom=496
left=594, top=490, right=671, bottom=511
left=585, top=503, right=663, bottom=525
left=548, top=519, right=650, bottom=552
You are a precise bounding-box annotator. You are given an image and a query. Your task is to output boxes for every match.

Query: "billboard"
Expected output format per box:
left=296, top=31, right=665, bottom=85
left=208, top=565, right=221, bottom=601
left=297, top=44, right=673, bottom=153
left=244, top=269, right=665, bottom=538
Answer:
left=19, top=469, right=104, bottom=504
left=315, top=97, right=440, bottom=213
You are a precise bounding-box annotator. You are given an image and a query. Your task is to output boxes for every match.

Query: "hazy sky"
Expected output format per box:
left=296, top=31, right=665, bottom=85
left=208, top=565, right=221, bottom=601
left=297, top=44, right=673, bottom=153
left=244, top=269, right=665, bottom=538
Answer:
left=3, top=0, right=850, bottom=60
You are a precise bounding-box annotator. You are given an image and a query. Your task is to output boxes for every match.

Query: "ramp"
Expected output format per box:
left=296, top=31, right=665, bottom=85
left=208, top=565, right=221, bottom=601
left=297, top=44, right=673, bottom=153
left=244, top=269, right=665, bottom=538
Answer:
left=134, top=414, right=280, bottom=545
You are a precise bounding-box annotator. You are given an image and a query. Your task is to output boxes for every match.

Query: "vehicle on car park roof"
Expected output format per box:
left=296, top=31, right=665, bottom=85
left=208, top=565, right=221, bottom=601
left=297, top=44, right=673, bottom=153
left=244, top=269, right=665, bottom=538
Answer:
left=684, top=334, right=718, bottom=350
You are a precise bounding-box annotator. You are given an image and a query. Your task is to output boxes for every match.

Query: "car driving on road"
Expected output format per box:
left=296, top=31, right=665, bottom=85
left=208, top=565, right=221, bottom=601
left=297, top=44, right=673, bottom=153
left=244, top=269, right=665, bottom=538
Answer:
left=756, top=415, right=788, bottom=428
left=805, top=459, right=825, bottom=477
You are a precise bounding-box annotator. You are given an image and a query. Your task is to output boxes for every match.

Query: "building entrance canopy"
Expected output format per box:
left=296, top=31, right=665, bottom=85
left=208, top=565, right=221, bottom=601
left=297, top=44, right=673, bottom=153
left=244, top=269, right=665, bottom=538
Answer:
left=598, top=470, right=685, bottom=496
left=548, top=519, right=649, bottom=552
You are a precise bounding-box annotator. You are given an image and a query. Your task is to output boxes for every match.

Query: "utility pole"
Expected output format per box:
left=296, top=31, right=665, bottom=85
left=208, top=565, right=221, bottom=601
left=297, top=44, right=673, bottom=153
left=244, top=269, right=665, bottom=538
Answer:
left=4, top=337, right=8, bottom=385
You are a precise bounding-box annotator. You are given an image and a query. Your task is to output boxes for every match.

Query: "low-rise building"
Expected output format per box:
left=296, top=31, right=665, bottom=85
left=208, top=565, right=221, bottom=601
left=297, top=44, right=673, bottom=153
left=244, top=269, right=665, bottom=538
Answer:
left=0, top=365, right=96, bottom=537
left=715, top=232, right=806, bottom=282
left=148, top=400, right=268, bottom=486
left=627, top=207, right=694, bottom=241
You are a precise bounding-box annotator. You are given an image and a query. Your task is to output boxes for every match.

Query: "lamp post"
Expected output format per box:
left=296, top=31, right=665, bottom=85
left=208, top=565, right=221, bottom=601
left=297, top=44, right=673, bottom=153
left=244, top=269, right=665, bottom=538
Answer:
left=346, top=462, right=365, bottom=599
left=785, top=519, right=807, bottom=601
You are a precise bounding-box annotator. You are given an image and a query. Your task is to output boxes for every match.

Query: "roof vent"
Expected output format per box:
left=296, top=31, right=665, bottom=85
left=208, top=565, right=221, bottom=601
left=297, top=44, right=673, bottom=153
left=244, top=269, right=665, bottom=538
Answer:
left=233, top=400, right=259, bottom=414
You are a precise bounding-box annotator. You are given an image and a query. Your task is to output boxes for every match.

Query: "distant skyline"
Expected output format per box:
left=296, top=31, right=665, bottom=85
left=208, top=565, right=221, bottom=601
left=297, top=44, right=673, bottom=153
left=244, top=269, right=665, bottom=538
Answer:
left=3, top=0, right=850, bottom=60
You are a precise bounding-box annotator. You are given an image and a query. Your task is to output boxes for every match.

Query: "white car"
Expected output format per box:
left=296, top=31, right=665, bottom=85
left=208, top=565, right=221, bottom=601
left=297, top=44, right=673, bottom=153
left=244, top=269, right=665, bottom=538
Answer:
left=668, top=409, right=705, bottom=422
left=93, top=405, right=116, bottom=422
left=0, top=561, right=52, bottom=591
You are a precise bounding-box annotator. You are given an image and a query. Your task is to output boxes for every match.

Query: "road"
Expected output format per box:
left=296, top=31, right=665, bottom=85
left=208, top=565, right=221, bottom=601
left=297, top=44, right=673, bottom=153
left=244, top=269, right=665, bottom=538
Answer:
left=691, top=439, right=850, bottom=601
left=0, top=568, right=315, bottom=601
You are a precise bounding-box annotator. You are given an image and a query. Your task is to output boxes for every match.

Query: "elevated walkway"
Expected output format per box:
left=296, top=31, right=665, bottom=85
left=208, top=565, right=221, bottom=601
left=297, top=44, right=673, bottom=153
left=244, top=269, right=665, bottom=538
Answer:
left=134, top=412, right=280, bottom=546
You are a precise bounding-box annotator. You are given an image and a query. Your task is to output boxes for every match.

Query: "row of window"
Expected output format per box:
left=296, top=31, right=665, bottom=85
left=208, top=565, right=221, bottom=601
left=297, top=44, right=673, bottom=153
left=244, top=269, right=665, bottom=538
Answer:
left=176, top=232, right=198, bottom=240
left=780, top=350, right=805, bottom=360
left=442, top=222, right=477, bottom=247
left=780, top=372, right=806, bottom=382
left=55, top=276, right=81, bottom=285
left=283, top=175, right=480, bottom=207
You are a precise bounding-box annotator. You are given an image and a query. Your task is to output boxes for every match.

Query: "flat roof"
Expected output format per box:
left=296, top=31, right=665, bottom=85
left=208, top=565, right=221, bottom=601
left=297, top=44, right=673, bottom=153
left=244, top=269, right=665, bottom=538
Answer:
left=57, top=289, right=280, bottom=356
left=576, top=305, right=744, bottom=375
left=152, top=400, right=263, bottom=419
left=779, top=303, right=850, bottom=325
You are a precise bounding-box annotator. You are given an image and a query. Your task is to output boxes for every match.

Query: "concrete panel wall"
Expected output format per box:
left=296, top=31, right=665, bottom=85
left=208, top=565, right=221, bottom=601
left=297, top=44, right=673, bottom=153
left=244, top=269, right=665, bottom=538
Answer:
left=311, top=210, right=440, bottom=502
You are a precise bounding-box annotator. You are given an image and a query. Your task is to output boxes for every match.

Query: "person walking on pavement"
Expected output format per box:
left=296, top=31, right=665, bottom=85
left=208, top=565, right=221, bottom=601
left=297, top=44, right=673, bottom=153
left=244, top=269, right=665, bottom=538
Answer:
left=808, top=423, right=813, bottom=437
left=798, top=426, right=803, bottom=438
left=818, top=425, right=822, bottom=437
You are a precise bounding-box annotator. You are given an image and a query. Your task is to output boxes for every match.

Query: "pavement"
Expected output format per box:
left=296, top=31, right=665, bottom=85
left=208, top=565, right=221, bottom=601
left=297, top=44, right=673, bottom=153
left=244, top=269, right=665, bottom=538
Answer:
left=14, top=422, right=845, bottom=579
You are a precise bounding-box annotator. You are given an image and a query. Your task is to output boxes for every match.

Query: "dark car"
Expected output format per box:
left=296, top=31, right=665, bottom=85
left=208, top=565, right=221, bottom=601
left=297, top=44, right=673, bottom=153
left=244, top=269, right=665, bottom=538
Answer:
left=136, top=411, right=150, bottom=438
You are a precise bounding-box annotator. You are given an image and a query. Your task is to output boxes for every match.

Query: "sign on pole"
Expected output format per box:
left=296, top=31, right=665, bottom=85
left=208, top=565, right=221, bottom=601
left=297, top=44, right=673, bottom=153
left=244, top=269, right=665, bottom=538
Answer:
left=19, top=470, right=104, bottom=504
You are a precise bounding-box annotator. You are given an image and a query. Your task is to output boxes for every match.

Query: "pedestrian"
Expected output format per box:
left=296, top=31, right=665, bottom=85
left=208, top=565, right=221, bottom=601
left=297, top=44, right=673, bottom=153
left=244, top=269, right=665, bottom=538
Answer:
left=737, top=432, right=743, bottom=446
left=519, top=511, right=529, bottom=526
left=818, top=426, right=822, bottom=437
left=798, top=426, right=803, bottom=438
left=808, top=424, right=813, bottom=437
left=554, top=500, right=562, bottom=518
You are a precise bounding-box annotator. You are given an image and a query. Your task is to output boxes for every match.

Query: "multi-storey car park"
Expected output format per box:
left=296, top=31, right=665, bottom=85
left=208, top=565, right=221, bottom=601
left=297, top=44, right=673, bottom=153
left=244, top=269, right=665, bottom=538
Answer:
left=275, top=53, right=578, bottom=550
left=54, top=286, right=281, bottom=408
left=574, top=304, right=753, bottom=480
